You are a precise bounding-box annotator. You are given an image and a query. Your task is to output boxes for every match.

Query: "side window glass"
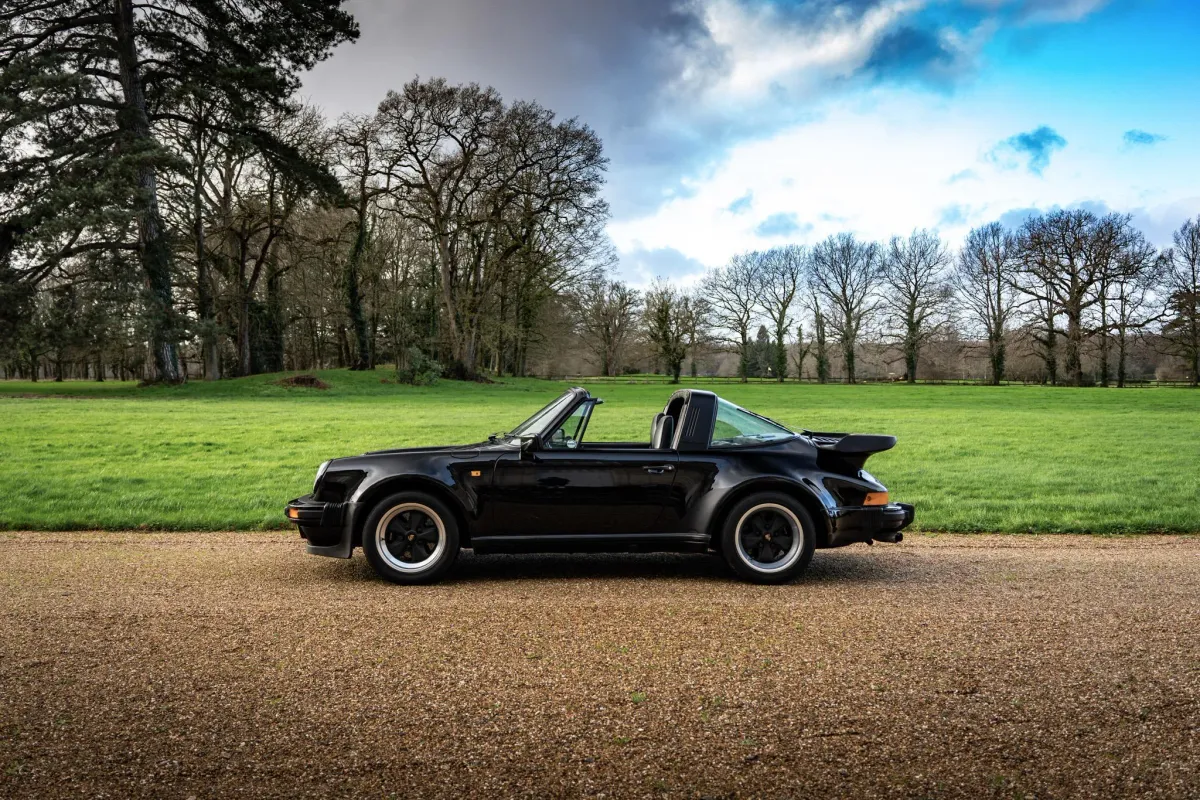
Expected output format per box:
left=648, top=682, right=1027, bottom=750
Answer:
left=710, top=399, right=794, bottom=447
left=546, top=402, right=593, bottom=450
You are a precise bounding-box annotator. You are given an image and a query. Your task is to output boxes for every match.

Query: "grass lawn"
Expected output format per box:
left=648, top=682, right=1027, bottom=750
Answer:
left=2, top=371, right=1198, bottom=533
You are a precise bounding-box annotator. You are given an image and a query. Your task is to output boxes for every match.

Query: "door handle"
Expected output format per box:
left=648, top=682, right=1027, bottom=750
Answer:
left=643, top=465, right=675, bottom=474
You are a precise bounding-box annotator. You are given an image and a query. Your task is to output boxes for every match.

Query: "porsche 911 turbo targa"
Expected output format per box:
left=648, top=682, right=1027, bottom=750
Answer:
left=286, top=388, right=914, bottom=584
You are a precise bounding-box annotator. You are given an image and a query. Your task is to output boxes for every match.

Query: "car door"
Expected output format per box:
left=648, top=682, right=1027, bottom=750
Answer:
left=490, top=448, right=678, bottom=536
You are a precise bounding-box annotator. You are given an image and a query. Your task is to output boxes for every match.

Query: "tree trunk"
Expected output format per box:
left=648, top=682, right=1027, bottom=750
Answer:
left=814, top=312, right=829, bottom=385
left=1116, top=328, right=1127, bottom=388
left=1064, top=309, right=1084, bottom=386
left=843, top=339, right=856, bottom=384
left=112, top=0, right=181, bottom=383
left=773, top=324, right=787, bottom=382
left=344, top=216, right=372, bottom=371
left=989, top=335, right=1005, bottom=386
left=237, top=290, right=251, bottom=377
left=263, top=268, right=285, bottom=373
left=196, top=200, right=219, bottom=380
left=1044, top=323, right=1057, bottom=386
left=1097, top=295, right=1110, bottom=387
left=904, top=328, right=918, bottom=384
left=738, top=330, right=749, bottom=383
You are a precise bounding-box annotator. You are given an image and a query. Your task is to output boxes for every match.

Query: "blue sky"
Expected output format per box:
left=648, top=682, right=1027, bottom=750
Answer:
left=304, top=0, right=1200, bottom=284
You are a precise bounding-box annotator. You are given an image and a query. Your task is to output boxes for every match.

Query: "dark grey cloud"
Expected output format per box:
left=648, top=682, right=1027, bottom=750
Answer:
left=300, top=1, right=1103, bottom=222
left=302, top=0, right=715, bottom=125
left=990, top=125, right=1067, bottom=175
left=301, top=0, right=728, bottom=218
left=1123, top=129, right=1167, bottom=147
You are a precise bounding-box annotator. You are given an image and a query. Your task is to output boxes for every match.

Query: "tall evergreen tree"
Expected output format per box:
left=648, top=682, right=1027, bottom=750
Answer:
left=1, top=0, right=357, bottom=381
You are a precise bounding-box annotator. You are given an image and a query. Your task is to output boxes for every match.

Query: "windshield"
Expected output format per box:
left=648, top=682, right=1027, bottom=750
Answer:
left=710, top=399, right=795, bottom=447
left=508, top=392, right=577, bottom=438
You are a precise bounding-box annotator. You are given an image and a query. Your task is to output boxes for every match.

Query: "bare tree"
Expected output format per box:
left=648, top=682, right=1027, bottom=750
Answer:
left=643, top=280, right=694, bottom=383
left=790, top=323, right=811, bottom=380
left=331, top=114, right=394, bottom=370
left=954, top=222, right=1019, bottom=384
left=803, top=291, right=831, bottom=383
left=576, top=280, right=640, bottom=376
left=883, top=229, right=952, bottom=382
left=702, top=253, right=763, bottom=382
left=759, top=245, right=806, bottom=381
left=684, top=295, right=713, bottom=377
left=1161, top=217, right=1200, bottom=385
left=1106, top=233, right=1162, bottom=387
left=377, top=78, right=608, bottom=379
left=1012, top=210, right=1135, bottom=386
left=810, top=233, right=881, bottom=383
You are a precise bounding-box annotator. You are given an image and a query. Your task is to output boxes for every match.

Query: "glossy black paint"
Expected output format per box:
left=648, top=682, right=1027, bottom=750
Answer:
left=285, top=387, right=914, bottom=559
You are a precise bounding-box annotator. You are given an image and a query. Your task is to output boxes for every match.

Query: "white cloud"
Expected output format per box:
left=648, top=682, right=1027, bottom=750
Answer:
left=693, top=0, right=928, bottom=102
left=610, top=88, right=1200, bottom=282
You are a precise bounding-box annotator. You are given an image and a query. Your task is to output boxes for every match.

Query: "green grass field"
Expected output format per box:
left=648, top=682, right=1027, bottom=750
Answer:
left=2, top=371, right=1198, bottom=533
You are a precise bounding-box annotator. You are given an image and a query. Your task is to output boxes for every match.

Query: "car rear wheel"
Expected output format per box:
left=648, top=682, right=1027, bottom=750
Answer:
left=361, top=492, right=460, bottom=584
left=720, top=493, right=815, bottom=584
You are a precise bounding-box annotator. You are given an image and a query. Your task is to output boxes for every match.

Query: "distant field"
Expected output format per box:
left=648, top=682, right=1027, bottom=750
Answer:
left=1, top=371, right=1198, bottom=532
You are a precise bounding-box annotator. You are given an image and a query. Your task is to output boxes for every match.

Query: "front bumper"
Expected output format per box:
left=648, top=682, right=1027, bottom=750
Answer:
left=285, top=494, right=360, bottom=558
left=828, top=502, right=914, bottom=547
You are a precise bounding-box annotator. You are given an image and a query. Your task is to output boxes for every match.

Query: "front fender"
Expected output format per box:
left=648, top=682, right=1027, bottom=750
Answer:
left=338, top=452, right=500, bottom=546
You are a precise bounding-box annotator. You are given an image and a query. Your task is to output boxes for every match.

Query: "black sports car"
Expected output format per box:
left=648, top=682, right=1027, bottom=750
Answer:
left=285, top=387, right=914, bottom=584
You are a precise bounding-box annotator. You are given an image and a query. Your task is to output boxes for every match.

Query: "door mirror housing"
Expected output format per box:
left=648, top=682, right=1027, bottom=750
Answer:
left=519, top=435, right=540, bottom=460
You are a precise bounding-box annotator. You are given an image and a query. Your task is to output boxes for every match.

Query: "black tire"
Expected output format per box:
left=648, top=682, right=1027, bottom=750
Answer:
left=361, top=492, right=460, bottom=584
left=719, top=492, right=816, bottom=584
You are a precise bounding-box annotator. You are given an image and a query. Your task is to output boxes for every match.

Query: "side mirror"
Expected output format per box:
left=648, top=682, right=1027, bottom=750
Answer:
left=519, top=435, right=540, bottom=460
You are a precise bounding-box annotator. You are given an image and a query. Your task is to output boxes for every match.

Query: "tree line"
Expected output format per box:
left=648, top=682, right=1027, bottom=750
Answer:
left=572, top=213, right=1199, bottom=387
left=2, top=2, right=1197, bottom=388
left=2, top=1, right=608, bottom=383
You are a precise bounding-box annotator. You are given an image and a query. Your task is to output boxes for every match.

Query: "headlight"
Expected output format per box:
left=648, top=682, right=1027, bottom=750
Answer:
left=313, top=460, right=331, bottom=492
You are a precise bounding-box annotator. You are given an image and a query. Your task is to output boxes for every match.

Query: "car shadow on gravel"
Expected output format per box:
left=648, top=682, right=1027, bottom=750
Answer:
left=306, top=547, right=912, bottom=586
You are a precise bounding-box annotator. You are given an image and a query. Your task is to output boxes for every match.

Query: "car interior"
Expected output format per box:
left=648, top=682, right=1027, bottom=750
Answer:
left=544, top=394, right=686, bottom=452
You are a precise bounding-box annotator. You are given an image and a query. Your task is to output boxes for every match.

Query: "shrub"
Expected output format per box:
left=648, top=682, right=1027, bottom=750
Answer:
left=396, top=347, right=442, bottom=386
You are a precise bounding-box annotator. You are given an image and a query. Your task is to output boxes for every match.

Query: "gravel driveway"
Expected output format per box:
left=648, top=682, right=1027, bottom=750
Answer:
left=1, top=532, right=1196, bottom=799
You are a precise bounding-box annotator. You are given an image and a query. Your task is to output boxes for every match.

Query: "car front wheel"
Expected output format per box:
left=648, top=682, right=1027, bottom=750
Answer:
left=361, top=492, right=460, bottom=584
left=720, top=493, right=815, bottom=584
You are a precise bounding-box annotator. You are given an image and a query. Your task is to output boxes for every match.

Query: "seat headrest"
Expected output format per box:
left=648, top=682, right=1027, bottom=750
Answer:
left=651, top=413, right=675, bottom=450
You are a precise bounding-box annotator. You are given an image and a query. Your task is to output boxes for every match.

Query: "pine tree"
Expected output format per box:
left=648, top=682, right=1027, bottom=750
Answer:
left=1, top=0, right=357, bottom=381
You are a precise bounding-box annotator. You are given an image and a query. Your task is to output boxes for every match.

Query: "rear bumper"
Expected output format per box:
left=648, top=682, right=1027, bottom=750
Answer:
left=285, top=494, right=360, bottom=558
left=828, top=502, right=914, bottom=547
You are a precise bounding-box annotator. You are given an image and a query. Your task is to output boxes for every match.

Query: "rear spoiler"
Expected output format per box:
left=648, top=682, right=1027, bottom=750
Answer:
left=804, top=431, right=896, bottom=474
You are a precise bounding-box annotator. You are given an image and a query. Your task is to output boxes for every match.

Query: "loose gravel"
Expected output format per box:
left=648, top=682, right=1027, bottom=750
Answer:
left=0, top=532, right=1196, bottom=799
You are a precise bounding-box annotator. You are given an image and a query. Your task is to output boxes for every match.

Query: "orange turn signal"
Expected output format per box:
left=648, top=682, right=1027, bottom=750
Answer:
left=863, top=492, right=889, bottom=506
left=286, top=507, right=300, bottom=520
